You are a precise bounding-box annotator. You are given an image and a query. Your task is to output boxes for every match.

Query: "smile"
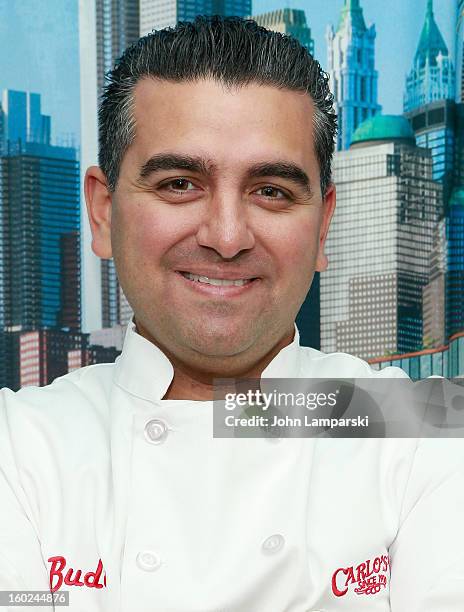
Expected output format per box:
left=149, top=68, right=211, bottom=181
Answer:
left=175, top=271, right=260, bottom=297
left=179, top=272, right=255, bottom=287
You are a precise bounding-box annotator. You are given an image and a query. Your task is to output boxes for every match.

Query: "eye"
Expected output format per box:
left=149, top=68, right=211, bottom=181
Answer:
left=255, top=185, right=290, bottom=200
left=158, top=178, right=198, bottom=194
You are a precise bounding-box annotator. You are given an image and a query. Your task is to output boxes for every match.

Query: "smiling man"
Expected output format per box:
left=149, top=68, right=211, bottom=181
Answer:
left=0, top=14, right=464, bottom=612
left=88, top=73, right=333, bottom=400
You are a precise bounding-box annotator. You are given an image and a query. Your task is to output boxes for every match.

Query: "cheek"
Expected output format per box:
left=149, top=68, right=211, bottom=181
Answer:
left=269, top=215, right=318, bottom=273
left=115, top=204, right=181, bottom=264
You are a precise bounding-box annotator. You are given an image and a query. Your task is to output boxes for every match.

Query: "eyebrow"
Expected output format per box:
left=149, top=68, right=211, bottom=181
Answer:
left=138, top=152, right=313, bottom=197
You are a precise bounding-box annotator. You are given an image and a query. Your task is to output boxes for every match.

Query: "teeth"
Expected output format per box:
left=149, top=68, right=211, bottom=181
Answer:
left=181, top=272, right=253, bottom=287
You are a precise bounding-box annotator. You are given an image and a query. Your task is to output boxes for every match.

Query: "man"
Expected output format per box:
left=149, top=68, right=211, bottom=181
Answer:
left=0, top=14, right=463, bottom=612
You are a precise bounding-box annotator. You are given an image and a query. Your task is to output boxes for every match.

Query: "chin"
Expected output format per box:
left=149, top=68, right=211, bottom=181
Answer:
left=185, top=327, right=253, bottom=358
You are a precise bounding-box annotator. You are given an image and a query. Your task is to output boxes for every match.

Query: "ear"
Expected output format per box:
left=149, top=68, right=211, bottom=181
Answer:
left=84, top=166, right=113, bottom=259
left=315, top=183, right=336, bottom=273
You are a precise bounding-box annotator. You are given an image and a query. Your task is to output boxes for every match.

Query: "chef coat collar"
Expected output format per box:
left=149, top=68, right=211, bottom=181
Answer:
left=113, top=316, right=303, bottom=403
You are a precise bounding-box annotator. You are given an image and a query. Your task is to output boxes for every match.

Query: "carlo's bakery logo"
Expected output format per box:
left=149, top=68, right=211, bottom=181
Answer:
left=332, top=553, right=390, bottom=597
left=47, top=556, right=107, bottom=593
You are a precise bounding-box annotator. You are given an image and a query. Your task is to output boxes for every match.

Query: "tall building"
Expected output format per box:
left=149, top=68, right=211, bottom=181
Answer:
left=0, top=91, right=80, bottom=331
left=326, top=0, right=381, bottom=151
left=0, top=90, right=82, bottom=389
left=456, top=0, right=464, bottom=102
left=405, top=3, right=464, bottom=349
left=249, top=8, right=314, bottom=56
left=0, top=140, right=81, bottom=331
left=320, top=115, right=442, bottom=360
left=140, top=0, right=251, bottom=36
left=96, top=0, right=140, bottom=97
left=95, top=0, right=141, bottom=328
left=1, top=90, right=50, bottom=150
left=404, top=0, right=455, bottom=113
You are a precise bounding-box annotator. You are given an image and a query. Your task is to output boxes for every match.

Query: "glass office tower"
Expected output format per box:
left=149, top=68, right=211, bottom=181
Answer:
left=0, top=141, right=80, bottom=331
left=320, top=115, right=442, bottom=360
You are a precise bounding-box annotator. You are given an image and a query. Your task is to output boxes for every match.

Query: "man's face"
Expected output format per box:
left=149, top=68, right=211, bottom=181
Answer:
left=86, top=77, right=335, bottom=369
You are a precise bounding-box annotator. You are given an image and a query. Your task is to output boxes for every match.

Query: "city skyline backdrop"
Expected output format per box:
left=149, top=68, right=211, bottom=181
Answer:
left=0, top=0, right=456, bottom=145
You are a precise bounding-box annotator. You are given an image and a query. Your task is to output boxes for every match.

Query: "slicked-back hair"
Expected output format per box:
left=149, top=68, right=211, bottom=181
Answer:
left=98, top=14, right=337, bottom=196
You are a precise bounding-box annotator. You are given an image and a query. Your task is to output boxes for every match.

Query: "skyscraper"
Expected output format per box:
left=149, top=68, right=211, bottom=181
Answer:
left=404, top=0, right=462, bottom=209
left=320, top=115, right=442, bottom=359
left=249, top=8, right=314, bottom=56
left=404, top=0, right=455, bottom=113
left=0, top=142, right=80, bottom=331
left=404, top=1, right=464, bottom=349
left=457, top=0, right=464, bottom=102
left=0, top=91, right=81, bottom=332
left=0, top=134, right=82, bottom=390
left=326, top=0, right=381, bottom=151
left=1, top=90, right=50, bottom=149
left=140, top=0, right=251, bottom=36
left=96, top=0, right=140, bottom=97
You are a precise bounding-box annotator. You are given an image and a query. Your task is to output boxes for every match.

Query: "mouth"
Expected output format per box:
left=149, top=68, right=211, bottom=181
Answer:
left=175, top=270, right=261, bottom=297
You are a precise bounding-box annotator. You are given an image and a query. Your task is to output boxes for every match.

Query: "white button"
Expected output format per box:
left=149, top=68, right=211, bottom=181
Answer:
left=136, top=550, right=162, bottom=571
left=144, top=419, right=169, bottom=444
left=261, top=533, right=285, bottom=554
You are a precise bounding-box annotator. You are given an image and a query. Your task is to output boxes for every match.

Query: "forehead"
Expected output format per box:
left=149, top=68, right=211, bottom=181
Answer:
left=130, top=77, right=318, bottom=173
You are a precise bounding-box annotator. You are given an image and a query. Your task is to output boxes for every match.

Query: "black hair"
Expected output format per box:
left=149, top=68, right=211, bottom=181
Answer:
left=99, top=14, right=337, bottom=196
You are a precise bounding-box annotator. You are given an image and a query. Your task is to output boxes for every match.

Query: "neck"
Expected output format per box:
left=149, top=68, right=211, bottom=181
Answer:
left=134, top=318, right=295, bottom=401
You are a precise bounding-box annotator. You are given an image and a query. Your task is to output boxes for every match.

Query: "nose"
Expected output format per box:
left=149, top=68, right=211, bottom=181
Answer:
left=195, top=191, right=255, bottom=259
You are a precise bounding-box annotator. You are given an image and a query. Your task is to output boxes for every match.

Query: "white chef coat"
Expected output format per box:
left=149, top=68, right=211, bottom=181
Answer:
left=1, top=317, right=464, bottom=612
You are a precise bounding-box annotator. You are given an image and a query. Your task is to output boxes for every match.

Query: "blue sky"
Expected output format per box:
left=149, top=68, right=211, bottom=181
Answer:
left=0, top=0, right=456, bottom=145
left=0, top=0, right=80, bottom=146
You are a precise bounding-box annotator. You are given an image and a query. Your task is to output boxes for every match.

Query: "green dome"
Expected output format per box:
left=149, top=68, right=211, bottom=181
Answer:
left=449, top=188, right=464, bottom=208
left=350, top=115, right=415, bottom=148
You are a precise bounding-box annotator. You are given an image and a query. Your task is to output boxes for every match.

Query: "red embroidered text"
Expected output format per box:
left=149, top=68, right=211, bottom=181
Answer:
left=47, top=556, right=107, bottom=593
left=332, top=553, right=390, bottom=597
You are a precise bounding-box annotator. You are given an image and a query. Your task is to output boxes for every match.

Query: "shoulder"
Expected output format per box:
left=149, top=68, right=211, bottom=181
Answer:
left=2, top=360, right=116, bottom=414
left=298, top=345, right=410, bottom=379
left=0, top=362, right=119, bottom=543
left=0, top=361, right=117, bottom=460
